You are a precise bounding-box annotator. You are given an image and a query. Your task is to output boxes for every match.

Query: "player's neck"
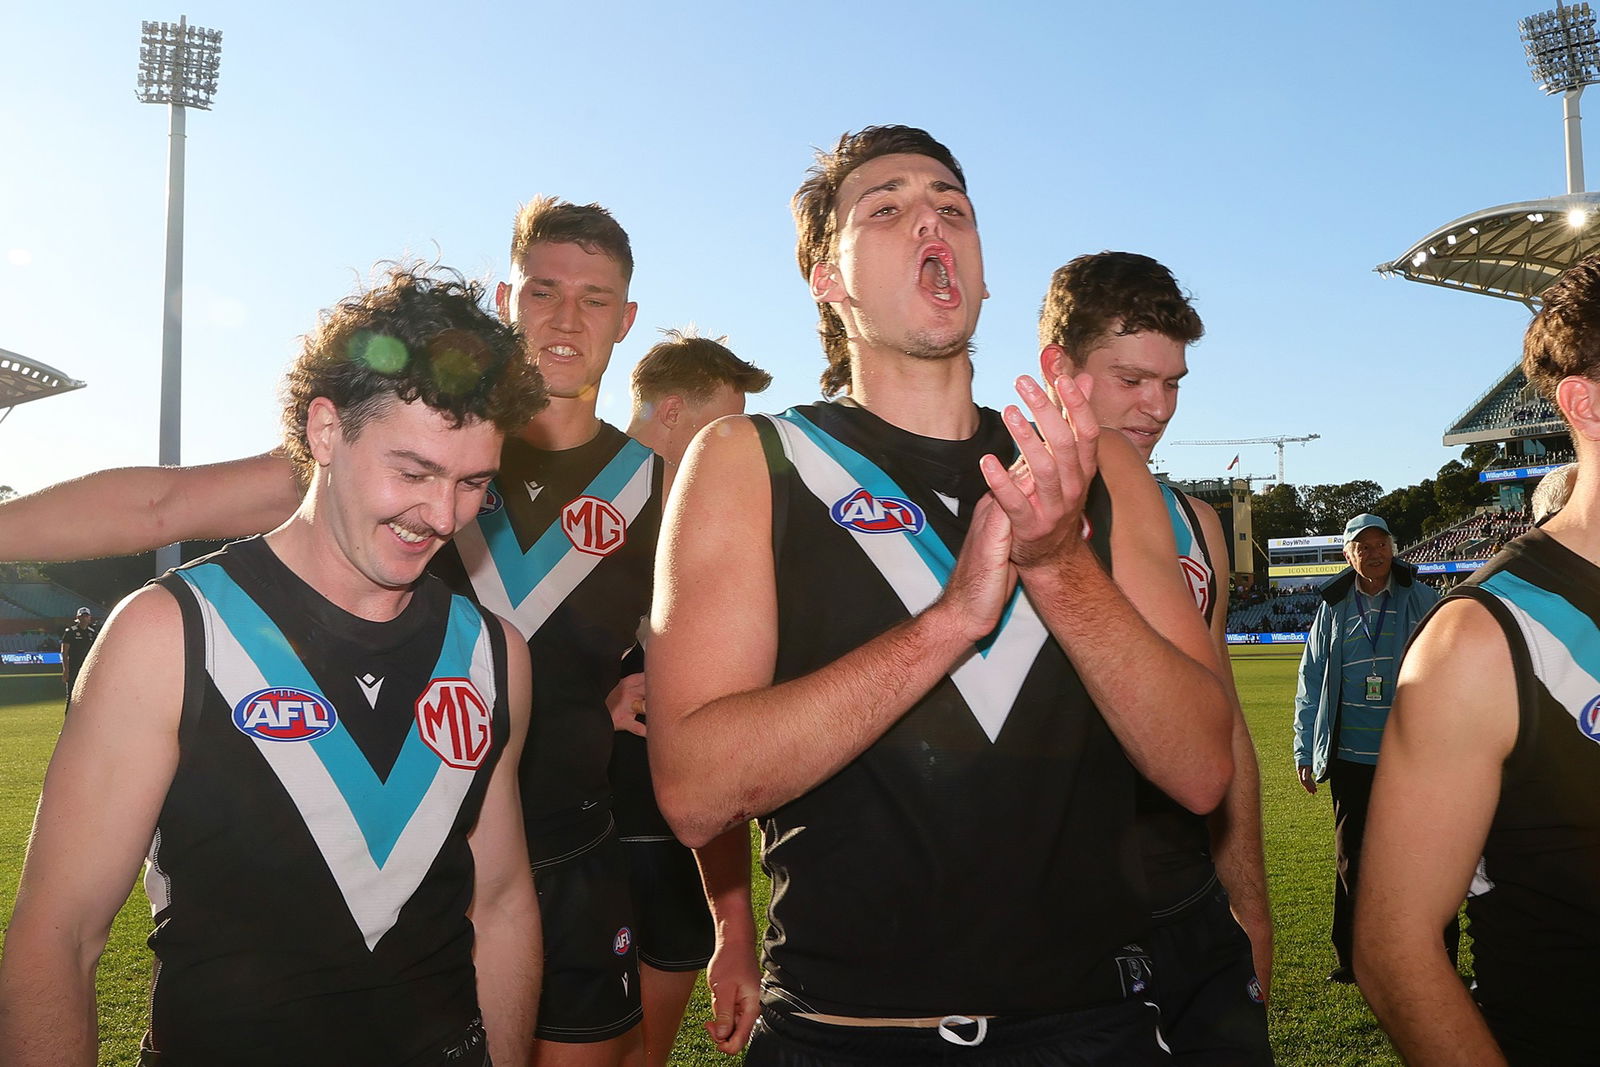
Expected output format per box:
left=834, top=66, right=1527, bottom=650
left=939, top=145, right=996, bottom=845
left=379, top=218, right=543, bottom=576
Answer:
left=520, top=393, right=603, bottom=451
left=849, top=347, right=980, bottom=440
left=265, top=508, right=414, bottom=623
left=1543, top=473, right=1600, bottom=561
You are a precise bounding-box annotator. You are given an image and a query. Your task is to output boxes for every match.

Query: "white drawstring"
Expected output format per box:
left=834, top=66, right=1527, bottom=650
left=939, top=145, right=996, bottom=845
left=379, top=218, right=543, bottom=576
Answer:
left=936, top=1015, right=989, bottom=1047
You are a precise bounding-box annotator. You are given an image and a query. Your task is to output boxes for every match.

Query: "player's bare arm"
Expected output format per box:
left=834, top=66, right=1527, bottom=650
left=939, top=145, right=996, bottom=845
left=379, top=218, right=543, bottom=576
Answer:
left=0, top=586, right=184, bottom=1067
left=1193, top=499, right=1273, bottom=997
left=649, top=415, right=1015, bottom=848
left=0, top=453, right=300, bottom=563
left=467, top=616, right=540, bottom=1067
left=693, top=826, right=760, bottom=1055
left=1355, top=598, right=1515, bottom=1066
left=986, top=373, right=1231, bottom=813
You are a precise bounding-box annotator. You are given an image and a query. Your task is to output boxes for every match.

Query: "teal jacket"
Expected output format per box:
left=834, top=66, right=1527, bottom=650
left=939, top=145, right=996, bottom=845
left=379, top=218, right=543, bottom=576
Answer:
left=1292, top=559, right=1438, bottom=780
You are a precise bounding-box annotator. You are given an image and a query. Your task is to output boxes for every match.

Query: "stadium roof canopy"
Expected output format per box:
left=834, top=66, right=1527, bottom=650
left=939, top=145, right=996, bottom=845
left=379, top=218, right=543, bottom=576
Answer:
left=0, top=347, right=85, bottom=416
left=1375, top=190, right=1600, bottom=306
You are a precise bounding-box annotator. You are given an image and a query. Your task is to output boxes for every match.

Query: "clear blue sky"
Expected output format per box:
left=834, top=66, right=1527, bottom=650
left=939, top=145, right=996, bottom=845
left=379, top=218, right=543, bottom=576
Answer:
left=0, top=1, right=1566, bottom=496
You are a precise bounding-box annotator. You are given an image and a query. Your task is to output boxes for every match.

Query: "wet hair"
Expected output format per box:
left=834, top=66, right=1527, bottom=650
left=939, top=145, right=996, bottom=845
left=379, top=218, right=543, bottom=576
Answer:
left=1525, top=254, right=1600, bottom=412
left=1038, top=251, right=1203, bottom=364
left=282, top=263, right=547, bottom=480
left=630, top=328, right=772, bottom=414
left=510, top=196, right=634, bottom=282
left=792, top=125, right=966, bottom=397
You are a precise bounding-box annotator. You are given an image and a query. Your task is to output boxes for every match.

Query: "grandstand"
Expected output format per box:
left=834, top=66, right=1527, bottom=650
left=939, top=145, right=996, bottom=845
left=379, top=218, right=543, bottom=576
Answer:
left=0, top=580, right=107, bottom=655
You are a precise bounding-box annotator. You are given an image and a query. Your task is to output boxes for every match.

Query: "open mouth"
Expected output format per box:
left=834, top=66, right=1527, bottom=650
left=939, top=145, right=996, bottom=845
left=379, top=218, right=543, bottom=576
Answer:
left=387, top=520, right=434, bottom=547
left=918, top=246, right=958, bottom=306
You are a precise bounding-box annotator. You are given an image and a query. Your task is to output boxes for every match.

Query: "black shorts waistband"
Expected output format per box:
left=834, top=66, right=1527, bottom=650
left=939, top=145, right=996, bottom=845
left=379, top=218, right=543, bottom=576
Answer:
left=528, top=803, right=614, bottom=869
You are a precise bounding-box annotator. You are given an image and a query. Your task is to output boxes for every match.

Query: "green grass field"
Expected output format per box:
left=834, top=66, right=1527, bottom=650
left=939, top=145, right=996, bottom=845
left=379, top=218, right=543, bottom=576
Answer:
left=0, top=654, right=1432, bottom=1065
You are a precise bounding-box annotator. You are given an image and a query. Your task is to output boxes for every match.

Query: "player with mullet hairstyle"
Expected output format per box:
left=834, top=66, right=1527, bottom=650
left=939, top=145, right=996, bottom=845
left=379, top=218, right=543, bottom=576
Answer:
left=0, top=265, right=546, bottom=1067
left=1038, top=251, right=1273, bottom=1065
left=0, top=200, right=754, bottom=1067
left=647, top=126, right=1234, bottom=1064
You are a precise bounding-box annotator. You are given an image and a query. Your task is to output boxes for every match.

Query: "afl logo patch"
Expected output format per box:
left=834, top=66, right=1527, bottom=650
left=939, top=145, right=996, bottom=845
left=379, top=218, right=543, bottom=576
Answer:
left=477, top=486, right=504, bottom=516
left=415, top=678, right=494, bottom=769
left=233, top=687, right=337, bottom=742
left=613, top=926, right=632, bottom=956
left=1579, top=694, right=1600, bottom=742
left=1247, top=975, right=1264, bottom=1004
left=562, top=495, right=628, bottom=556
left=830, top=487, right=926, bottom=535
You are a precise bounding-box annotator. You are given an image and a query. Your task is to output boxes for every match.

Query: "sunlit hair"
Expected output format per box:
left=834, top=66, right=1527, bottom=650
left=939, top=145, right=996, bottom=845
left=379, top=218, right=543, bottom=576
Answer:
left=630, top=328, right=772, bottom=416
left=1038, top=251, right=1204, bottom=363
left=282, top=263, right=547, bottom=481
left=792, top=125, right=966, bottom=397
left=1532, top=462, right=1577, bottom=522
left=510, top=196, right=634, bottom=283
left=1525, top=255, right=1600, bottom=433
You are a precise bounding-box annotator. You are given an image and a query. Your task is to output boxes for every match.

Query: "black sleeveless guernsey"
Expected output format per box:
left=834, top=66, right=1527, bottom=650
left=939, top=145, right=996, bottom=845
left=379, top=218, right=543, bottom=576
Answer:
left=431, top=423, right=662, bottom=860
left=752, top=400, right=1147, bottom=1017
left=1431, top=529, right=1600, bottom=1064
left=1135, top=483, right=1220, bottom=913
left=144, top=536, right=509, bottom=1066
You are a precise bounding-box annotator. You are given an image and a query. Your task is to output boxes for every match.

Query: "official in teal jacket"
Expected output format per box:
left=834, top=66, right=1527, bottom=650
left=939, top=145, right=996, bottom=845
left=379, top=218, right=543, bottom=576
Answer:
left=1291, top=513, right=1445, bottom=983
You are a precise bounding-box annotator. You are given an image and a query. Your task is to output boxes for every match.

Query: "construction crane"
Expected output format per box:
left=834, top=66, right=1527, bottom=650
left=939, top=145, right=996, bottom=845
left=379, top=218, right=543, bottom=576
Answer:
left=1169, top=434, right=1321, bottom=486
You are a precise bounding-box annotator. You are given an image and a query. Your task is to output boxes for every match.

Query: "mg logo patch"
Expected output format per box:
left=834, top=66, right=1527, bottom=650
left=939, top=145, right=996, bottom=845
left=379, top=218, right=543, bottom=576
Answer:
left=1579, top=694, right=1600, bottom=743
left=233, top=687, right=337, bottom=742
left=477, top=486, right=504, bottom=516
left=1179, top=554, right=1211, bottom=616
left=830, top=487, right=926, bottom=535
left=415, top=678, right=493, bottom=769
left=562, top=495, right=628, bottom=556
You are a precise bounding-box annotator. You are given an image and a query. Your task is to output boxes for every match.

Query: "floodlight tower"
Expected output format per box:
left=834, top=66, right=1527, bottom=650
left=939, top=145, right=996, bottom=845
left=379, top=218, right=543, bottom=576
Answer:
left=1521, top=1, right=1600, bottom=194
left=136, top=16, right=222, bottom=573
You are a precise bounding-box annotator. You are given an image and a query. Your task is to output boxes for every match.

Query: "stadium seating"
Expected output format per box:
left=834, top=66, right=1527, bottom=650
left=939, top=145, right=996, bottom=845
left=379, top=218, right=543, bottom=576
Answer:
left=1400, top=509, right=1532, bottom=563
left=0, top=581, right=106, bottom=634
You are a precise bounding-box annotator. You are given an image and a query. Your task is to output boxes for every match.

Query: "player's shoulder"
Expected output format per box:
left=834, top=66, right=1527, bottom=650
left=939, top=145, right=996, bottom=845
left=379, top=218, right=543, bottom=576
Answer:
left=76, top=584, right=184, bottom=673
left=680, top=413, right=768, bottom=479
left=1181, top=490, right=1219, bottom=520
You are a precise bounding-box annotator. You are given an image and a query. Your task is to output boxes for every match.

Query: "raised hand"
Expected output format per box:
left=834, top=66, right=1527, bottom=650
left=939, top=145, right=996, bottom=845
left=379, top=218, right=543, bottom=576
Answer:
left=937, top=492, right=1017, bottom=643
left=980, top=373, right=1100, bottom=569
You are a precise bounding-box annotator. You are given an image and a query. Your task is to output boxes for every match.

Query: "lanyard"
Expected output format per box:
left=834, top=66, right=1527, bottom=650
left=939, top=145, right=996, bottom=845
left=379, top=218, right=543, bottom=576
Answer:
left=1354, top=588, right=1391, bottom=661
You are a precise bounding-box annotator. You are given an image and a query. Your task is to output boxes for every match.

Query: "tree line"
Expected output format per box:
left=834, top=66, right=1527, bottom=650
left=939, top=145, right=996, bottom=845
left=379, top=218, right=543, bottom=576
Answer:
left=1249, top=444, right=1500, bottom=553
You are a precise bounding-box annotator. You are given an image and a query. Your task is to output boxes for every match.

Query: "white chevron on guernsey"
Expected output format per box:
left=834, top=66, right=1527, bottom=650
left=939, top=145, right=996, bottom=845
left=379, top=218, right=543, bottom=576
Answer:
left=767, top=416, right=1048, bottom=743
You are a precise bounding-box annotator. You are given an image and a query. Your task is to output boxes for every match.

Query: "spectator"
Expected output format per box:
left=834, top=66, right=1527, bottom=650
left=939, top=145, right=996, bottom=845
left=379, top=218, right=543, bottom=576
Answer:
left=58, top=607, right=98, bottom=712
left=1292, top=513, right=1453, bottom=983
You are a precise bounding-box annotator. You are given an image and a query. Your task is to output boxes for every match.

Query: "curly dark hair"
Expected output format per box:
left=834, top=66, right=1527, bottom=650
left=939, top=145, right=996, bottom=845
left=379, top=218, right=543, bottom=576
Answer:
left=281, top=264, right=547, bottom=479
left=792, top=126, right=966, bottom=398
left=1038, top=251, right=1203, bottom=363
left=1525, top=254, right=1600, bottom=408
left=510, top=196, right=633, bottom=282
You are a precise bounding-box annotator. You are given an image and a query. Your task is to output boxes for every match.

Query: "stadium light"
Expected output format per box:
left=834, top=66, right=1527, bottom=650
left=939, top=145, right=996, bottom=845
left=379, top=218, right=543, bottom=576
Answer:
left=1521, top=2, right=1600, bottom=192
left=136, top=16, right=222, bottom=575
